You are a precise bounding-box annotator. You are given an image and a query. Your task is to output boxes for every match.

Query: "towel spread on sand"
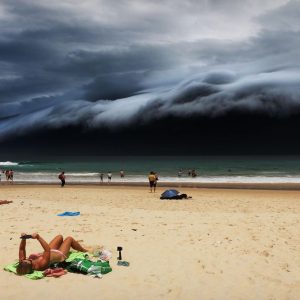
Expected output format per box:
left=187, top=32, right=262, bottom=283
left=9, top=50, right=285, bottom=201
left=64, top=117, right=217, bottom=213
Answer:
left=66, top=259, right=112, bottom=275
left=4, top=263, right=44, bottom=280
left=57, top=211, right=80, bottom=216
left=65, top=251, right=87, bottom=262
left=4, top=251, right=87, bottom=280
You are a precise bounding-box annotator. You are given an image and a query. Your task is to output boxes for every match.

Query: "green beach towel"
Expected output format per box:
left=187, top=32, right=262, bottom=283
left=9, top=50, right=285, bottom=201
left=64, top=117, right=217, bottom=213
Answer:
left=4, top=252, right=111, bottom=279
left=4, top=262, right=44, bottom=280
left=67, top=258, right=112, bottom=275
left=65, top=251, right=88, bottom=262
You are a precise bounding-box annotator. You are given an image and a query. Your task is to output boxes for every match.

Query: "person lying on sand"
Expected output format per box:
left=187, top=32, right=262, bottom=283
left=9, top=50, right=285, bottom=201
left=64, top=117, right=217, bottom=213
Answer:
left=17, top=233, right=88, bottom=275
left=0, top=200, right=13, bottom=205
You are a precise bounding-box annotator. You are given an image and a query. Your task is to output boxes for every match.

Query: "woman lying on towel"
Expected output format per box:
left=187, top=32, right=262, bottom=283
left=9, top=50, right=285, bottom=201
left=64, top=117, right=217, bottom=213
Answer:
left=17, top=233, right=88, bottom=275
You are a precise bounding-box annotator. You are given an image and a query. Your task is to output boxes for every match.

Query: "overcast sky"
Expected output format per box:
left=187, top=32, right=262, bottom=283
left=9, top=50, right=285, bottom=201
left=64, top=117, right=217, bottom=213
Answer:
left=0, top=0, right=299, bottom=142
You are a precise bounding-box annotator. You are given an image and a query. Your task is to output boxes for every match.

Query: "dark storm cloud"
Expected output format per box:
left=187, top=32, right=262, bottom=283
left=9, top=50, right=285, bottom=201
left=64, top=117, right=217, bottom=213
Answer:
left=0, top=0, right=299, bottom=140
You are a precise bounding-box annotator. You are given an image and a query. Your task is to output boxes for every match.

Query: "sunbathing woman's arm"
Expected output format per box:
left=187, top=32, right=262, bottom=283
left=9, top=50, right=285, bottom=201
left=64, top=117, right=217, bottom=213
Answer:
left=32, top=233, right=50, bottom=252
left=19, top=237, right=26, bottom=261
left=32, top=233, right=51, bottom=270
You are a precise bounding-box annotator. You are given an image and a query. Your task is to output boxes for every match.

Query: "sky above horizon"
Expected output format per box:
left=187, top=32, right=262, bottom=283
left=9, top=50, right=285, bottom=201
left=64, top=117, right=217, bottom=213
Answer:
left=0, top=0, right=300, bottom=155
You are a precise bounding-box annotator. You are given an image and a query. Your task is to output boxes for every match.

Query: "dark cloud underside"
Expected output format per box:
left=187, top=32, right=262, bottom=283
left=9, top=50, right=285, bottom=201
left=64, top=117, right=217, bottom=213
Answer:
left=0, top=0, right=299, bottom=155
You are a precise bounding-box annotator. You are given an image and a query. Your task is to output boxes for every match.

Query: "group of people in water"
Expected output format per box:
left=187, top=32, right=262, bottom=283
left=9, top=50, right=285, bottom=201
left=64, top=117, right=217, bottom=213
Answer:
left=57, top=170, right=126, bottom=186
left=178, top=169, right=197, bottom=178
left=0, top=168, right=198, bottom=186
left=99, top=170, right=125, bottom=183
left=56, top=169, right=197, bottom=188
left=0, top=169, right=14, bottom=183
left=58, top=169, right=161, bottom=192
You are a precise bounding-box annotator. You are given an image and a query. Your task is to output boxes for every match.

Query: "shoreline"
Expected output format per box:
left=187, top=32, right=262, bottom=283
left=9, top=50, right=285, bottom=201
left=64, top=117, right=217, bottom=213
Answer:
left=1, top=181, right=300, bottom=190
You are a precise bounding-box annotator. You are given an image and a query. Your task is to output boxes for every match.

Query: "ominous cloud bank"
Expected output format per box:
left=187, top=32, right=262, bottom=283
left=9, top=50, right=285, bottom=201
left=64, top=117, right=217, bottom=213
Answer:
left=0, top=0, right=300, bottom=147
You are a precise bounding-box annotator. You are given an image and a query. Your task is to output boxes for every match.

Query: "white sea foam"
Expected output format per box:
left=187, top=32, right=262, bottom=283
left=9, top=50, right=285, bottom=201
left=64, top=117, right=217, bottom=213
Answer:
left=0, top=161, right=19, bottom=166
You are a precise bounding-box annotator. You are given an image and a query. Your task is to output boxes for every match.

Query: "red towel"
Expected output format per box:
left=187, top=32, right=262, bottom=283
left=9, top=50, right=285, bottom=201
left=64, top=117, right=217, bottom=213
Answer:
left=0, top=200, right=13, bottom=205
left=43, top=268, right=67, bottom=277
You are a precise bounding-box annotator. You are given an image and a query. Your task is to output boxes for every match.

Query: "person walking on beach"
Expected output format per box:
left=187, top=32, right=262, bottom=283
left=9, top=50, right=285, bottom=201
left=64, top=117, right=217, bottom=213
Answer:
left=99, top=173, right=104, bottom=183
left=16, top=233, right=88, bottom=275
left=120, top=170, right=125, bottom=178
left=58, top=171, right=65, bottom=187
left=148, top=171, right=156, bottom=193
left=9, top=169, right=14, bottom=183
left=191, top=169, right=197, bottom=178
left=107, top=172, right=112, bottom=182
left=5, top=169, right=9, bottom=181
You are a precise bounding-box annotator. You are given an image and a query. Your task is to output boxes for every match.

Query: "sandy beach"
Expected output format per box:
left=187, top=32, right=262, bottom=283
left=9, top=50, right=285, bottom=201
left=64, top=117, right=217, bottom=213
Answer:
left=1, top=184, right=300, bottom=300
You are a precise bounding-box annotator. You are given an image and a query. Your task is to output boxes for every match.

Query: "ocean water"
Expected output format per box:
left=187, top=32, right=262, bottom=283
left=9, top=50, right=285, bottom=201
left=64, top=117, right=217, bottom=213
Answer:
left=1, top=156, right=300, bottom=184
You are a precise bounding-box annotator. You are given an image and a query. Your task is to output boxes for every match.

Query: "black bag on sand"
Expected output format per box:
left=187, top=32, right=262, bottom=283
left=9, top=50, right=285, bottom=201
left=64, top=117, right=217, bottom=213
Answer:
left=171, top=193, right=188, bottom=199
left=161, top=193, right=189, bottom=200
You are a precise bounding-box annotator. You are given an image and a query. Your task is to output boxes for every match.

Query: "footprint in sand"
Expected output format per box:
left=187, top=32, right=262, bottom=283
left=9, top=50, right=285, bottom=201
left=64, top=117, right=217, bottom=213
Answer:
left=281, top=263, right=291, bottom=272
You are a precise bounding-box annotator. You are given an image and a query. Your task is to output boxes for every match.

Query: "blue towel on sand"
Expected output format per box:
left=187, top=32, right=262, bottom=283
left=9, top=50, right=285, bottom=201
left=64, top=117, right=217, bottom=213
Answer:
left=57, top=211, right=80, bottom=216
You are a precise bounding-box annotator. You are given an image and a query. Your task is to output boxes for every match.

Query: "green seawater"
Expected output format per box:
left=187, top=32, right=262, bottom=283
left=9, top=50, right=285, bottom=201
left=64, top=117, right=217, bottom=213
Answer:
left=3, top=156, right=300, bottom=176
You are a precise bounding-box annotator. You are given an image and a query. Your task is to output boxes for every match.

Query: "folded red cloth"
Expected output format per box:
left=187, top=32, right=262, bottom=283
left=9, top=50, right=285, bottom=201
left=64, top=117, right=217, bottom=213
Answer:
left=43, top=268, right=67, bottom=277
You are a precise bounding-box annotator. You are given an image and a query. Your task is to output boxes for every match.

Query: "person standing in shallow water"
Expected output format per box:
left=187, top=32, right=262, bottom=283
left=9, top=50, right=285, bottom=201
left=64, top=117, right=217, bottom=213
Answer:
left=191, top=169, right=197, bottom=178
left=107, top=172, right=112, bottom=183
left=9, top=169, right=14, bottom=183
left=148, top=171, right=156, bottom=193
left=99, top=173, right=104, bottom=183
left=58, top=171, right=65, bottom=187
left=5, top=169, right=9, bottom=181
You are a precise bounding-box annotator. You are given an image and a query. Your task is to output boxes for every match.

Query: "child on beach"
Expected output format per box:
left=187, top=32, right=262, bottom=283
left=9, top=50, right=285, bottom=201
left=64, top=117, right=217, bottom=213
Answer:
left=16, top=233, right=88, bottom=275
